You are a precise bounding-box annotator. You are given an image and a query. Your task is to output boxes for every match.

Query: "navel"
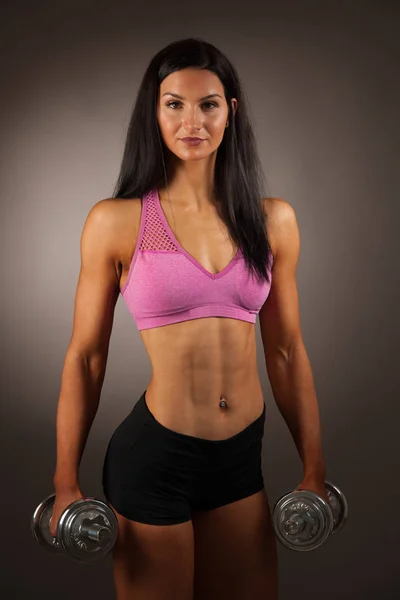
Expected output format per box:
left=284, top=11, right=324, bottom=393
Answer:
left=219, top=395, right=228, bottom=409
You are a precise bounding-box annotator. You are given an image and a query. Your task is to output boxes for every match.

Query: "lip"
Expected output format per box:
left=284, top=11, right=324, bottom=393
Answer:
left=180, top=137, right=204, bottom=146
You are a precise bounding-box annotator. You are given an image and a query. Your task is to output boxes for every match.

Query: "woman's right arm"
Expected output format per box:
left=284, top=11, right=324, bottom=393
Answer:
left=53, top=199, right=121, bottom=493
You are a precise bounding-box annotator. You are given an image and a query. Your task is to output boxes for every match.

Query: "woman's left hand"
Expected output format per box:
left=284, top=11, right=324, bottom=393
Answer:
left=295, top=476, right=330, bottom=505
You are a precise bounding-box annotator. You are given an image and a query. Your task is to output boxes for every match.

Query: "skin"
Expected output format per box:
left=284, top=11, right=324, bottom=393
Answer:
left=53, top=67, right=327, bottom=599
left=113, top=68, right=279, bottom=598
left=137, top=67, right=267, bottom=439
left=156, top=67, right=237, bottom=211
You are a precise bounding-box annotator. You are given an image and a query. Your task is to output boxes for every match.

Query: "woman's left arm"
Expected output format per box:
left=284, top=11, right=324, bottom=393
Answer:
left=260, top=198, right=327, bottom=500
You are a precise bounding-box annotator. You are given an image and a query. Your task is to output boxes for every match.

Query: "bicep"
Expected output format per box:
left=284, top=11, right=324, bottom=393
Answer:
left=68, top=199, right=120, bottom=361
left=259, top=199, right=302, bottom=361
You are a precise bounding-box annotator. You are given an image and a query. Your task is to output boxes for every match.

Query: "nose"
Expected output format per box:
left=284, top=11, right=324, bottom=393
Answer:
left=182, top=108, right=202, bottom=132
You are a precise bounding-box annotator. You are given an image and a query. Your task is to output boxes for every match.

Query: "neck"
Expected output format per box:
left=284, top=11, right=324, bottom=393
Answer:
left=162, top=154, right=218, bottom=211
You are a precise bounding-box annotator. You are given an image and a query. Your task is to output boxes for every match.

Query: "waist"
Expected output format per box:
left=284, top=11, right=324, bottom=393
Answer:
left=144, top=375, right=265, bottom=441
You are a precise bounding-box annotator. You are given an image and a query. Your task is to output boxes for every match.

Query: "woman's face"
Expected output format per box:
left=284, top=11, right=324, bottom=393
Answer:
left=157, top=68, right=237, bottom=161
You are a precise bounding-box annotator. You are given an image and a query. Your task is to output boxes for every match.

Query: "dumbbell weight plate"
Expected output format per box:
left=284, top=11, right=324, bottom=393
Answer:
left=32, top=494, right=119, bottom=563
left=325, top=481, right=348, bottom=534
left=273, top=489, right=334, bottom=552
left=31, top=494, right=63, bottom=555
left=57, top=497, right=118, bottom=562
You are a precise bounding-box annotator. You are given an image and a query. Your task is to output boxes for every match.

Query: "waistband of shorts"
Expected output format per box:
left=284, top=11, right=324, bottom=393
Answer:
left=137, top=389, right=266, bottom=447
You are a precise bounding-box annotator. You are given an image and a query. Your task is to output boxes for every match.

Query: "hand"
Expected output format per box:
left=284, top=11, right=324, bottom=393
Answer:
left=49, top=486, right=85, bottom=538
left=295, top=476, right=330, bottom=505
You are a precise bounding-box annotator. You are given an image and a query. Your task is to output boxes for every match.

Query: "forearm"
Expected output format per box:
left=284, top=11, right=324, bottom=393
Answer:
left=53, top=350, right=106, bottom=490
left=265, top=341, right=326, bottom=478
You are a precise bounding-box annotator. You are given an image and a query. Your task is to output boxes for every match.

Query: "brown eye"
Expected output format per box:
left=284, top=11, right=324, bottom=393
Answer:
left=166, top=101, right=218, bottom=110
left=166, top=101, right=181, bottom=109
left=202, top=102, right=218, bottom=110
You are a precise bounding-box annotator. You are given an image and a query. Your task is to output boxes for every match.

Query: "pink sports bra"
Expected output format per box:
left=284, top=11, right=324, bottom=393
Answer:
left=121, top=188, right=273, bottom=331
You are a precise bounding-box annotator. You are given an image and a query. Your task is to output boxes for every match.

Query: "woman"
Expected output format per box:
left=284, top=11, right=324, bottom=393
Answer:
left=50, top=38, right=328, bottom=599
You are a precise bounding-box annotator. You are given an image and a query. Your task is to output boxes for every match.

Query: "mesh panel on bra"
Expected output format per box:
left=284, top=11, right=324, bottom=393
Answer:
left=139, top=191, right=179, bottom=252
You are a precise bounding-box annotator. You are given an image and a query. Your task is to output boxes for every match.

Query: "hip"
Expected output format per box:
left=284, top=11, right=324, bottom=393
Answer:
left=104, top=389, right=266, bottom=476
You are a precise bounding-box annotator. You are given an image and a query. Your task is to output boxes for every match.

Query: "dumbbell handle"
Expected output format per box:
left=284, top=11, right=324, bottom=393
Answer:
left=52, top=522, right=112, bottom=547
left=284, top=513, right=306, bottom=535
left=284, top=510, right=317, bottom=536
left=79, top=523, right=112, bottom=544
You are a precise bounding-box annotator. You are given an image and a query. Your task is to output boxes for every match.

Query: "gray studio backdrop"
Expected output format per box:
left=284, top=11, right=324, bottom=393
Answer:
left=1, top=1, right=398, bottom=599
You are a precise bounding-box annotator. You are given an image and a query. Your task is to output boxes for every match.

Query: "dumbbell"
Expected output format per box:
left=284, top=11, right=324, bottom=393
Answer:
left=31, top=493, right=118, bottom=563
left=272, top=480, right=348, bottom=551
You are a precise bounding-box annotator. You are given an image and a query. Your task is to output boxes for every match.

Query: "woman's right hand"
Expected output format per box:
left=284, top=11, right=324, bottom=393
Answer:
left=49, top=486, right=85, bottom=538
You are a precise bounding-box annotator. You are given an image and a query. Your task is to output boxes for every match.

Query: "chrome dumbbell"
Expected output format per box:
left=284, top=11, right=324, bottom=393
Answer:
left=31, top=494, right=118, bottom=563
left=272, top=480, right=348, bottom=551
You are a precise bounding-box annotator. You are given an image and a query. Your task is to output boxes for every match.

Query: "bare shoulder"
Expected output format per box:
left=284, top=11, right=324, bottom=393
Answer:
left=86, top=197, right=123, bottom=231
left=262, top=197, right=299, bottom=261
left=88, top=196, right=140, bottom=232
left=87, top=196, right=142, bottom=264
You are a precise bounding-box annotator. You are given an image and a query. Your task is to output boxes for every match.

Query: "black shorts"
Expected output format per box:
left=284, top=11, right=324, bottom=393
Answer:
left=102, top=390, right=266, bottom=525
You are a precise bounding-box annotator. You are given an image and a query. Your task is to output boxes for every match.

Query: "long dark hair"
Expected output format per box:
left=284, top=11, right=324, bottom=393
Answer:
left=112, top=37, right=273, bottom=284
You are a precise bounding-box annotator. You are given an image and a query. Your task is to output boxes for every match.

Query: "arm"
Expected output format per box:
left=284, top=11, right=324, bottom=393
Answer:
left=53, top=199, right=121, bottom=491
left=259, top=199, right=326, bottom=481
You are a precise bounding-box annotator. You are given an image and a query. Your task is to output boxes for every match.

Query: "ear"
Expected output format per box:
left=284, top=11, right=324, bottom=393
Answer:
left=230, top=98, right=238, bottom=117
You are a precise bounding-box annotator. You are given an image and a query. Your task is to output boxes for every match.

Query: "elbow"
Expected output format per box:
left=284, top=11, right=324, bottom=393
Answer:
left=265, top=337, right=305, bottom=364
left=66, top=346, right=108, bottom=376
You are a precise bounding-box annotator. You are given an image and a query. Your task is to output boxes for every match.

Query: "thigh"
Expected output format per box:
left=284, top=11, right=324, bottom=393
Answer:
left=192, top=489, right=278, bottom=600
left=110, top=501, right=195, bottom=600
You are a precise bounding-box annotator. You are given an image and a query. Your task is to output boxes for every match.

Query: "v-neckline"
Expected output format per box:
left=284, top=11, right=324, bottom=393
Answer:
left=153, top=187, right=241, bottom=280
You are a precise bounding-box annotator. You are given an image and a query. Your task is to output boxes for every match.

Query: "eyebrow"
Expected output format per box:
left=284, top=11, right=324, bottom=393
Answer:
left=161, top=92, right=222, bottom=101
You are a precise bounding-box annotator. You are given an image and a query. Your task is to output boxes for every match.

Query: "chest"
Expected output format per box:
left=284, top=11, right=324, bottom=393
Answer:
left=160, top=201, right=238, bottom=276
left=120, top=198, right=239, bottom=279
